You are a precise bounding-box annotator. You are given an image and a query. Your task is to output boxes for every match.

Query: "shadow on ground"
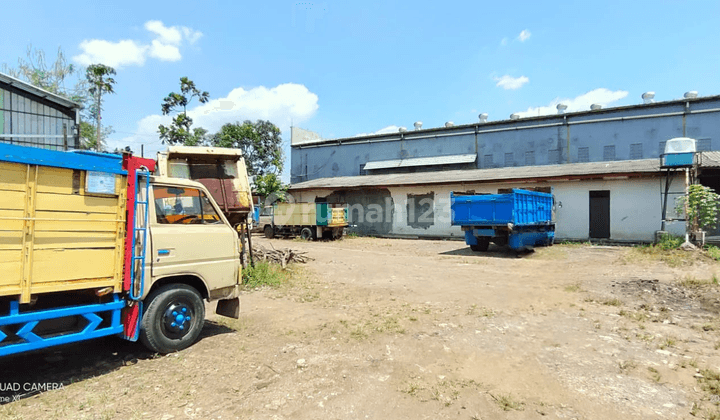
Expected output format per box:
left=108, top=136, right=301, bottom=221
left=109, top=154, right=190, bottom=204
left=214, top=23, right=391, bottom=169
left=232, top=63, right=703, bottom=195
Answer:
left=439, top=245, right=534, bottom=259
left=0, top=320, right=234, bottom=403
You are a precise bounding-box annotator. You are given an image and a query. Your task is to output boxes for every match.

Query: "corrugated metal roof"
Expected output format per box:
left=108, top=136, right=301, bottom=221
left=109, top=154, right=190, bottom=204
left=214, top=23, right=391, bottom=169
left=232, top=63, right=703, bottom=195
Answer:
left=291, top=158, right=663, bottom=190
left=701, top=151, right=720, bottom=168
left=0, top=72, right=81, bottom=110
left=291, top=152, right=720, bottom=191
left=363, top=153, right=476, bottom=170
left=292, top=95, right=720, bottom=148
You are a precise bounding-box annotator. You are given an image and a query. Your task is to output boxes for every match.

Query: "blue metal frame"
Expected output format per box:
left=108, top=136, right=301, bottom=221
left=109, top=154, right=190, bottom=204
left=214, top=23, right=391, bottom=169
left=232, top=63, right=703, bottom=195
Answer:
left=0, top=296, right=124, bottom=357
left=129, top=170, right=150, bottom=300
left=0, top=143, right=126, bottom=175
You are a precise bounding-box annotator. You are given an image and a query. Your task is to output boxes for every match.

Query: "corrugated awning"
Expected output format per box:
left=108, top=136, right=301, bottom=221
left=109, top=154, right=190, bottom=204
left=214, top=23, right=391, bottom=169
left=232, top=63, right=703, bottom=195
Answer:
left=363, top=153, right=477, bottom=170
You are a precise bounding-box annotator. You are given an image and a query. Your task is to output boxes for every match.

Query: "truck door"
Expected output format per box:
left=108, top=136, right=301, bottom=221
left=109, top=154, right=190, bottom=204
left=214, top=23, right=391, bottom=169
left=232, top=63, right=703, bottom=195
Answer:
left=150, top=185, right=239, bottom=290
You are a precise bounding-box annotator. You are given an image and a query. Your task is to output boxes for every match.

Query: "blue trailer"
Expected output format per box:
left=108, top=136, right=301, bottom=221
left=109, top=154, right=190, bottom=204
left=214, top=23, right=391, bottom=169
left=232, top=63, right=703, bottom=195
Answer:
left=451, top=189, right=555, bottom=252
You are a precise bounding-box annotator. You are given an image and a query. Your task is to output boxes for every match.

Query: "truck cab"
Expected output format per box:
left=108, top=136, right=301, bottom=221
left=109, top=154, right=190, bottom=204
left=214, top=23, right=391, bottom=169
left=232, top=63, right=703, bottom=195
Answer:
left=145, top=177, right=241, bottom=301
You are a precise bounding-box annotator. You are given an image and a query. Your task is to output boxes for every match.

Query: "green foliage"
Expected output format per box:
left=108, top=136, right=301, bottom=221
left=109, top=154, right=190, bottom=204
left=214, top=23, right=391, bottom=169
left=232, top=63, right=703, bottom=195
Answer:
left=86, top=64, right=116, bottom=97
left=85, top=64, right=116, bottom=151
left=707, top=245, right=720, bottom=261
left=211, top=120, right=283, bottom=176
left=242, top=262, right=289, bottom=288
left=655, top=233, right=683, bottom=250
left=158, top=77, right=210, bottom=146
left=254, top=173, right=287, bottom=201
left=675, top=184, right=720, bottom=231
left=2, top=45, right=88, bottom=103
left=212, top=120, right=284, bottom=176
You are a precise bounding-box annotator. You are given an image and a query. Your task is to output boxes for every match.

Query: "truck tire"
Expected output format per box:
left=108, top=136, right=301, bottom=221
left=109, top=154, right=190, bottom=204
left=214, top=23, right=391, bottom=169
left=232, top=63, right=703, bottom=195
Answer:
left=470, top=238, right=490, bottom=252
left=140, top=284, right=205, bottom=354
left=300, top=227, right=314, bottom=241
left=264, top=225, right=274, bottom=239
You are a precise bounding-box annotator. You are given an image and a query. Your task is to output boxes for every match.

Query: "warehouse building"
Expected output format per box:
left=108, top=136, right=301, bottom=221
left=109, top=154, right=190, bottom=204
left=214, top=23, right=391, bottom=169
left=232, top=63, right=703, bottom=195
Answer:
left=0, top=72, right=81, bottom=150
left=288, top=93, right=720, bottom=242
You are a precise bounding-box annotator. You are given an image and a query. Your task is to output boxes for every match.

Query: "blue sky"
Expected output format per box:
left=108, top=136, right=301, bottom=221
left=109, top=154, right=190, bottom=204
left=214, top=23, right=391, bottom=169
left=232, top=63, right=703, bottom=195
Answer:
left=3, top=1, right=719, bottom=181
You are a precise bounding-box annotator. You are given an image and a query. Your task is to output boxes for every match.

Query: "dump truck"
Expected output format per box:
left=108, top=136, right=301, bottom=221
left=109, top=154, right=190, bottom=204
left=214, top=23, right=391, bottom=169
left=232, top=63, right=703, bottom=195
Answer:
left=156, top=146, right=253, bottom=229
left=259, top=202, right=348, bottom=240
left=451, top=189, right=555, bottom=252
left=0, top=143, right=242, bottom=357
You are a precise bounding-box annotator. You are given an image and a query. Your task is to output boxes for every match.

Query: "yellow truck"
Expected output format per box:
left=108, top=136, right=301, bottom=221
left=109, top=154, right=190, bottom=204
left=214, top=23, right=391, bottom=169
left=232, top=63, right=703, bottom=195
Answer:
left=0, top=143, right=242, bottom=357
left=259, top=202, right=348, bottom=240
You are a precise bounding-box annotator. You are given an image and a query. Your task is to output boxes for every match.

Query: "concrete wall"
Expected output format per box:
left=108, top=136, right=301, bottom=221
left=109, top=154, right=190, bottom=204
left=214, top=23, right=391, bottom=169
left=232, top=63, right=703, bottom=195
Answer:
left=291, top=175, right=687, bottom=242
left=291, top=98, right=720, bottom=183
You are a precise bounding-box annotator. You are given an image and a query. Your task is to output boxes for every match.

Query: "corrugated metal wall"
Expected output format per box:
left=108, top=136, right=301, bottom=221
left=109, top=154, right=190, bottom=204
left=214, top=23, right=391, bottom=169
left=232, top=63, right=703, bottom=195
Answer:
left=0, top=87, right=78, bottom=150
left=291, top=97, right=720, bottom=183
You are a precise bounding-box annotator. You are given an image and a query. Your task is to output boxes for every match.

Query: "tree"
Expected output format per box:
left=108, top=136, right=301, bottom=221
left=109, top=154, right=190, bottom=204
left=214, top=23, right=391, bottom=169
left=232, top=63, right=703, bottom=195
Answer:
left=254, top=173, right=287, bottom=202
left=158, top=77, right=209, bottom=145
left=86, top=64, right=117, bottom=152
left=676, top=184, right=720, bottom=232
left=2, top=45, right=87, bottom=103
left=211, top=120, right=284, bottom=176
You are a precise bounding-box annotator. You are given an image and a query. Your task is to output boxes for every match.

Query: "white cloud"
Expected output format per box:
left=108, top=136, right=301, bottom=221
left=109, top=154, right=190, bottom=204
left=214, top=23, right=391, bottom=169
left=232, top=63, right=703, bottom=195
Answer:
left=500, top=37, right=509, bottom=46
left=74, top=39, right=148, bottom=67
left=514, top=88, right=629, bottom=118
left=148, top=40, right=182, bottom=61
left=494, top=75, right=529, bottom=90
left=107, top=83, right=319, bottom=163
left=182, top=27, right=203, bottom=45
left=144, top=20, right=183, bottom=46
left=73, top=20, right=202, bottom=68
left=354, top=125, right=400, bottom=137
left=517, top=29, right=531, bottom=42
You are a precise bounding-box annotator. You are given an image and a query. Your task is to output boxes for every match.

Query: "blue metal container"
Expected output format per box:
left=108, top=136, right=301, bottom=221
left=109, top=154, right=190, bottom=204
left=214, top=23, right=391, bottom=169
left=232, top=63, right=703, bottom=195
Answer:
left=451, top=189, right=553, bottom=227
left=451, top=189, right=555, bottom=252
left=663, top=153, right=694, bottom=167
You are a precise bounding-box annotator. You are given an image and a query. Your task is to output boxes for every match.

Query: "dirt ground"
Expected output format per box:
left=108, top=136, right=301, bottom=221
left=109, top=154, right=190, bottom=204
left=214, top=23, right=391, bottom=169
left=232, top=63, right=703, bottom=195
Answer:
left=2, top=236, right=720, bottom=420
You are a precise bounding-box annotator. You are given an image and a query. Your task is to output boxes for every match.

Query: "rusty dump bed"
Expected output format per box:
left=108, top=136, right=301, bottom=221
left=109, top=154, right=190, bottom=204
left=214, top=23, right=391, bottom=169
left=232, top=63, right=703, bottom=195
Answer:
left=0, top=144, right=127, bottom=303
left=156, top=146, right=253, bottom=226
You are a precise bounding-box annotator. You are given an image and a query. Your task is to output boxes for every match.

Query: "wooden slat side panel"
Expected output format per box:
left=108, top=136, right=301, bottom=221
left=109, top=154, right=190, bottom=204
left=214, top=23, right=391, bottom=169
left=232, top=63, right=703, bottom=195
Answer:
left=0, top=161, right=29, bottom=192
left=0, top=162, right=127, bottom=298
left=35, top=192, right=119, bottom=214
left=33, top=231, right=117, bottom=250
left=0, top=191, right=28, bottom=211
left=35, top=166, right=78, bottom=194
left=0, top=250, right=22, bottom=289
left=31, top=249, right=116, bottom=284
left=0, top=209, right=26, bottom=233
left=30, top=279, right=117, bottom=295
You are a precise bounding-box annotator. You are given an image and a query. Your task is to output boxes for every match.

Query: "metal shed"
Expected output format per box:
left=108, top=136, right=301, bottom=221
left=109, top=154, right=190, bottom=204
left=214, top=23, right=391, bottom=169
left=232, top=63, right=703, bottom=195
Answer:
left=0, top=72, right=81, bottom=150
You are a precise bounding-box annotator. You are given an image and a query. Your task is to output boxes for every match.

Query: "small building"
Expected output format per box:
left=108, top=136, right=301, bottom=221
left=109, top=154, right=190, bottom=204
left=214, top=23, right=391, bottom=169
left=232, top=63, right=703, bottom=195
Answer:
left=0, top=72, right=81, bottom=150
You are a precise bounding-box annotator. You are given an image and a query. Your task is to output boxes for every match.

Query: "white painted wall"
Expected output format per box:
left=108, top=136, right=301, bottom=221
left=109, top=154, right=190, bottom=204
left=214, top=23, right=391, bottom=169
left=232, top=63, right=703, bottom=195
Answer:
left=291, top=174, right=686, bottom=242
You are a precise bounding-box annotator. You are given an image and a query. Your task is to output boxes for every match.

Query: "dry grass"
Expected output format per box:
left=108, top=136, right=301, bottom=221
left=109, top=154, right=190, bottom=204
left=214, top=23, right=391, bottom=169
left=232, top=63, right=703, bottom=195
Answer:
left=490, top=393, right=524, bottom=411
left=564, top=283, right=582, bottom=292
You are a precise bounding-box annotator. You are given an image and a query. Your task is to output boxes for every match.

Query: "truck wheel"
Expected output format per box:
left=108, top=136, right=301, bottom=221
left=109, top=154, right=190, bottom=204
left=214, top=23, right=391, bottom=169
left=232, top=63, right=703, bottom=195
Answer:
left=470, top=238, right=490, bottom=252
left=140, top=284, right=205, bottom=354
left=264, top=225, right=274, bottom=239
left=300, top=227, right=314, bottom=241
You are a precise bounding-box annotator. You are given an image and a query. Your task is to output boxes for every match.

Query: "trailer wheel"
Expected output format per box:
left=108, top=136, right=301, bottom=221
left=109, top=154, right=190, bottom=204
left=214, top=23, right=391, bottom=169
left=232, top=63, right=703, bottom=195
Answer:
left=140, top=284, right=205, bottom=354
left=264, top=225, right=274, bottom=239
left=300, top=227, right=314, bottom=241
left=470, top=238, right=490, bottom=252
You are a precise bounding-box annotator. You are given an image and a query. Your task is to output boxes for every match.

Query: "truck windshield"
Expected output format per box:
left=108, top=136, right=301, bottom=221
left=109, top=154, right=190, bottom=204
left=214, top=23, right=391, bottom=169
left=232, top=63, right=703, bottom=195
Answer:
left=154, top=186, right=223, bottom=225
